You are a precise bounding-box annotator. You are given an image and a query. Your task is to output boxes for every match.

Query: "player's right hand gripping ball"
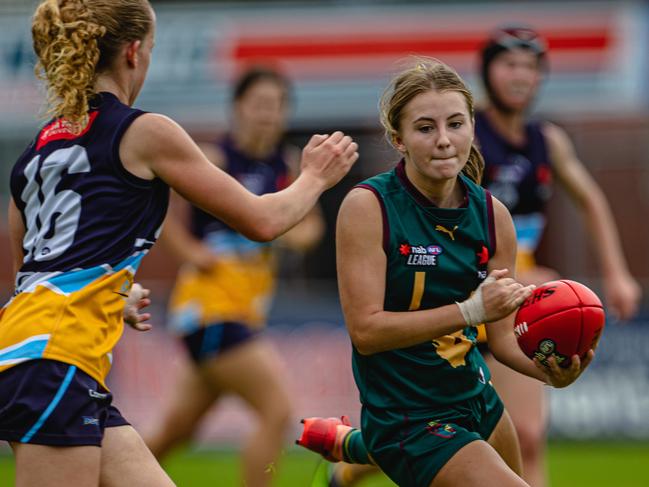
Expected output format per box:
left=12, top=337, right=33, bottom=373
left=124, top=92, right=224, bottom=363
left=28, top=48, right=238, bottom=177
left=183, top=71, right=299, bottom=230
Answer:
left=514, top=280, right=605, bottom=368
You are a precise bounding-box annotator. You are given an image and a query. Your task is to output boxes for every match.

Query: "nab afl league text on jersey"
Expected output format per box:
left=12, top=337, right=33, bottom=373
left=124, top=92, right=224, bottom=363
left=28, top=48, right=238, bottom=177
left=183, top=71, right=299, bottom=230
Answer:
left=351, top=160, right=495, bottom=410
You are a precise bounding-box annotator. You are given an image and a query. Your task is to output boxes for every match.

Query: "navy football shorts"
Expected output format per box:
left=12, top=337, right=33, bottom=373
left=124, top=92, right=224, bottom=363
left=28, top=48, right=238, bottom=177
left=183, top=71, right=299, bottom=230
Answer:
left=0, top=359, right=129, bottom=446
left=182, top=321, right=256, bottom=364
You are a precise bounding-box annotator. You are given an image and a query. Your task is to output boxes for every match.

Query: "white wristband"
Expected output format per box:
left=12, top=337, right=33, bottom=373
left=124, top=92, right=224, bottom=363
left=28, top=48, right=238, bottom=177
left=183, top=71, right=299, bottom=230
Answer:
left=456, top=276, right=494, bottom=326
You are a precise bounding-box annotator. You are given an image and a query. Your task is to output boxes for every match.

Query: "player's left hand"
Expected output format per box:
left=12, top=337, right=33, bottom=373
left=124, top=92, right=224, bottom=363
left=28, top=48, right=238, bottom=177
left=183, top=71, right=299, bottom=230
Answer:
left=535, top=349, right=595, bottom=388
left=604, top=272, right=641, bottom=321
left=124, top=282, right=153, bottom=332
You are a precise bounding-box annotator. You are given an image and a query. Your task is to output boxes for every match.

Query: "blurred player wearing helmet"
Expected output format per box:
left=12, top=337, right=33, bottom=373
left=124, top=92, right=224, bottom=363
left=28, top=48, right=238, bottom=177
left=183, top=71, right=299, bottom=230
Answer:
left=476, top=24, right=640, bottom=487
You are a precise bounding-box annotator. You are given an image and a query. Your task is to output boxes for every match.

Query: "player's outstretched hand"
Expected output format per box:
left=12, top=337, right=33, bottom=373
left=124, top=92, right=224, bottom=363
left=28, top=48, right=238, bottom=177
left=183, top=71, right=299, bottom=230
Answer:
left=481, top=269, right=536, bottom=323
left=536, top=349, right=595, bottom=388
left=124, top=282, right=152, bottom=332
left=300, top=131, right=359, bottom=190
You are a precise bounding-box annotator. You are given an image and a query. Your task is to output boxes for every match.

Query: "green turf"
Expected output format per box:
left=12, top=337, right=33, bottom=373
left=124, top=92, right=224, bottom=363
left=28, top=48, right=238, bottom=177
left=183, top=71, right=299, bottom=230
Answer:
left=162, top=449, right=395, bottom=486
left=546, top=442, right=649, bottom=487
left=1, top=442, right=649, bottom=486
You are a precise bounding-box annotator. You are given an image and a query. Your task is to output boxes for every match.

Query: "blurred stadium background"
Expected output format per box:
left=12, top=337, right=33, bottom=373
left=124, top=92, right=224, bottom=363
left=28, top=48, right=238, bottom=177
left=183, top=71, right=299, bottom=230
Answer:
left=1, top=0, right=649, bottom=485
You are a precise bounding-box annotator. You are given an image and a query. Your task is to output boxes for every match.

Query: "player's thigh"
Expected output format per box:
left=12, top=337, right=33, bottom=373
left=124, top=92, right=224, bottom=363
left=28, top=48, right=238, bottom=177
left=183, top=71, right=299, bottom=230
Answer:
left=13, top=442, right=101, bottom=487
left=200, top=338, right=290, bottom=417
left=486, top=408, right=523, bottom=476
left=486, top=355, right=547, bottom=435
left=156, top=359, right=220, bottom=433
left=100, top=425, right=175, bottom=487
left=431, top=440, right=529, bottom=487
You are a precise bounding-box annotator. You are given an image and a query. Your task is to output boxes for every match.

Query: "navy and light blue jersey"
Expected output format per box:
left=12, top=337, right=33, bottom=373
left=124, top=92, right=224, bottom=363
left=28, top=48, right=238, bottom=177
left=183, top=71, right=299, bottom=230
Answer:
left=167, top=136, right=290, bottom=335
left=0, top=92, right=169, bottom=387
left=476, top=110, right=551, bottom=252
left=10, top=92, right=168, bottom=280
left=190, top=135, right=290, bottom=256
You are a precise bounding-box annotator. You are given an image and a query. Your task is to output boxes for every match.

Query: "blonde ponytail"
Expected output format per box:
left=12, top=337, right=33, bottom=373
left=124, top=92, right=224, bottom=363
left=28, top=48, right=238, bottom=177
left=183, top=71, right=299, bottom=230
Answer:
left=31, top=0, right=152, bottom=129
left=462, top=144, right=485, bottom=185
left=32, top=0, right=105, bottom=129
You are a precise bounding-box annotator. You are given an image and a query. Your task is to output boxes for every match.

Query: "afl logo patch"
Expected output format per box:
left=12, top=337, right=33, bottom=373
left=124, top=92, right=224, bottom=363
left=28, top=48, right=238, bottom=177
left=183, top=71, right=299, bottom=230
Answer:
left=426, top=245, right=443, bottom=255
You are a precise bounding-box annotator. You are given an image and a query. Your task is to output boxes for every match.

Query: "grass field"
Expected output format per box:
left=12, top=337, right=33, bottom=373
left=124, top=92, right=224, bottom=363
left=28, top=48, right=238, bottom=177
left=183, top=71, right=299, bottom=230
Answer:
left=1, top=442, right=648, bottom=486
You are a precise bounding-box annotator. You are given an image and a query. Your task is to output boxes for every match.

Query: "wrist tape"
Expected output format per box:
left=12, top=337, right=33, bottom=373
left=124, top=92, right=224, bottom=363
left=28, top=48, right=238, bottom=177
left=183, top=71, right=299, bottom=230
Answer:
left=456, top=276, right=495, bottom=326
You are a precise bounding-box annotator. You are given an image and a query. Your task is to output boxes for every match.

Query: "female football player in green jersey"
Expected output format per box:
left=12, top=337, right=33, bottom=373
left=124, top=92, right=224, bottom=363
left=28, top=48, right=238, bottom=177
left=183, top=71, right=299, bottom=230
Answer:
left=297, top=58, right=593, bottom=487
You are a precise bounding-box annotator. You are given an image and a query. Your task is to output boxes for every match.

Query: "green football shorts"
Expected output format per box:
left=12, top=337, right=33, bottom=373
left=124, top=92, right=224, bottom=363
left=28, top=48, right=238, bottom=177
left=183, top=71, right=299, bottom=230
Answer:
left=361, top=383, right=504, bottom=487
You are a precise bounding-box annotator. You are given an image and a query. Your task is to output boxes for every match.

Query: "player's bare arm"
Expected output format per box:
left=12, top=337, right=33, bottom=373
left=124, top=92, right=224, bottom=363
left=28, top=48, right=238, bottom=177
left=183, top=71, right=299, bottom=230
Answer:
left=544, top=122, right=640, bottom=319
left=277, top=145, right=326, bottom=251
left=158, top=212, right=218, bottom=272
left=157, top=192, right=218, bottom=272
left=487, top=197, right=593, bottom=386
left=485, top=196, right=548, bottom=381
left=120, top=113, right=358, bottom=242
left=157, top=145, right=223, bottom=270
left=197, top=142, right=226, bottom=169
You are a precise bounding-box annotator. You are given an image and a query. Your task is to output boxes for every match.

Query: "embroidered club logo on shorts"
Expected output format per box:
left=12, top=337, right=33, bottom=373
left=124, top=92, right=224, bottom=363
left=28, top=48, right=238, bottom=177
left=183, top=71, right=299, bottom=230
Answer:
left=426, top=421, right=457, bottom=438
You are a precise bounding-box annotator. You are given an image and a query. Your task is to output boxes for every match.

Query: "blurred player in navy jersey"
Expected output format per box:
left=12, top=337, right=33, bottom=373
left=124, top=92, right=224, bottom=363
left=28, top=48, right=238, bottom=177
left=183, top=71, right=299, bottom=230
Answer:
left=144, top=66, right=324, bottom=487
left=0, top=1, right=357, bottom=485
left=475, top=24, right=640, bottom=487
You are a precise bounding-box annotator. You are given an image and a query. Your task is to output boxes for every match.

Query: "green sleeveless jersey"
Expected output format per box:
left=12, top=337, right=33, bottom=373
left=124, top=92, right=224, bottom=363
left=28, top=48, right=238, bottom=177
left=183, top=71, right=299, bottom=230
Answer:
left=351, top=160, right=495, bottom=409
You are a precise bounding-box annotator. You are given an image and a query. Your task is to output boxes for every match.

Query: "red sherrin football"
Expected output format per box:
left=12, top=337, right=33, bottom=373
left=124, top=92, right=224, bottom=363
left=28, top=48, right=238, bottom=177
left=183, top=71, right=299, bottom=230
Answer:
left=514, top=280, right=605, bottom=367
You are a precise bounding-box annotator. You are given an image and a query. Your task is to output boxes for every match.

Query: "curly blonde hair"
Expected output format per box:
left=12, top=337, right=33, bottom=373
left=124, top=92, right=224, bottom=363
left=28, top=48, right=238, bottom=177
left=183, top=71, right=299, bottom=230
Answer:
left=32, top=0, right=152, bottom=129
left=379, top=57, right=484, bottom=184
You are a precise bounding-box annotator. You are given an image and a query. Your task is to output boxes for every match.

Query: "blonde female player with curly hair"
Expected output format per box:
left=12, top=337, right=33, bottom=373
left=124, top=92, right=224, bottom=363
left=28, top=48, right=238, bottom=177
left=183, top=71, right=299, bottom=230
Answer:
left=0, top=1, right=357, bottom=486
